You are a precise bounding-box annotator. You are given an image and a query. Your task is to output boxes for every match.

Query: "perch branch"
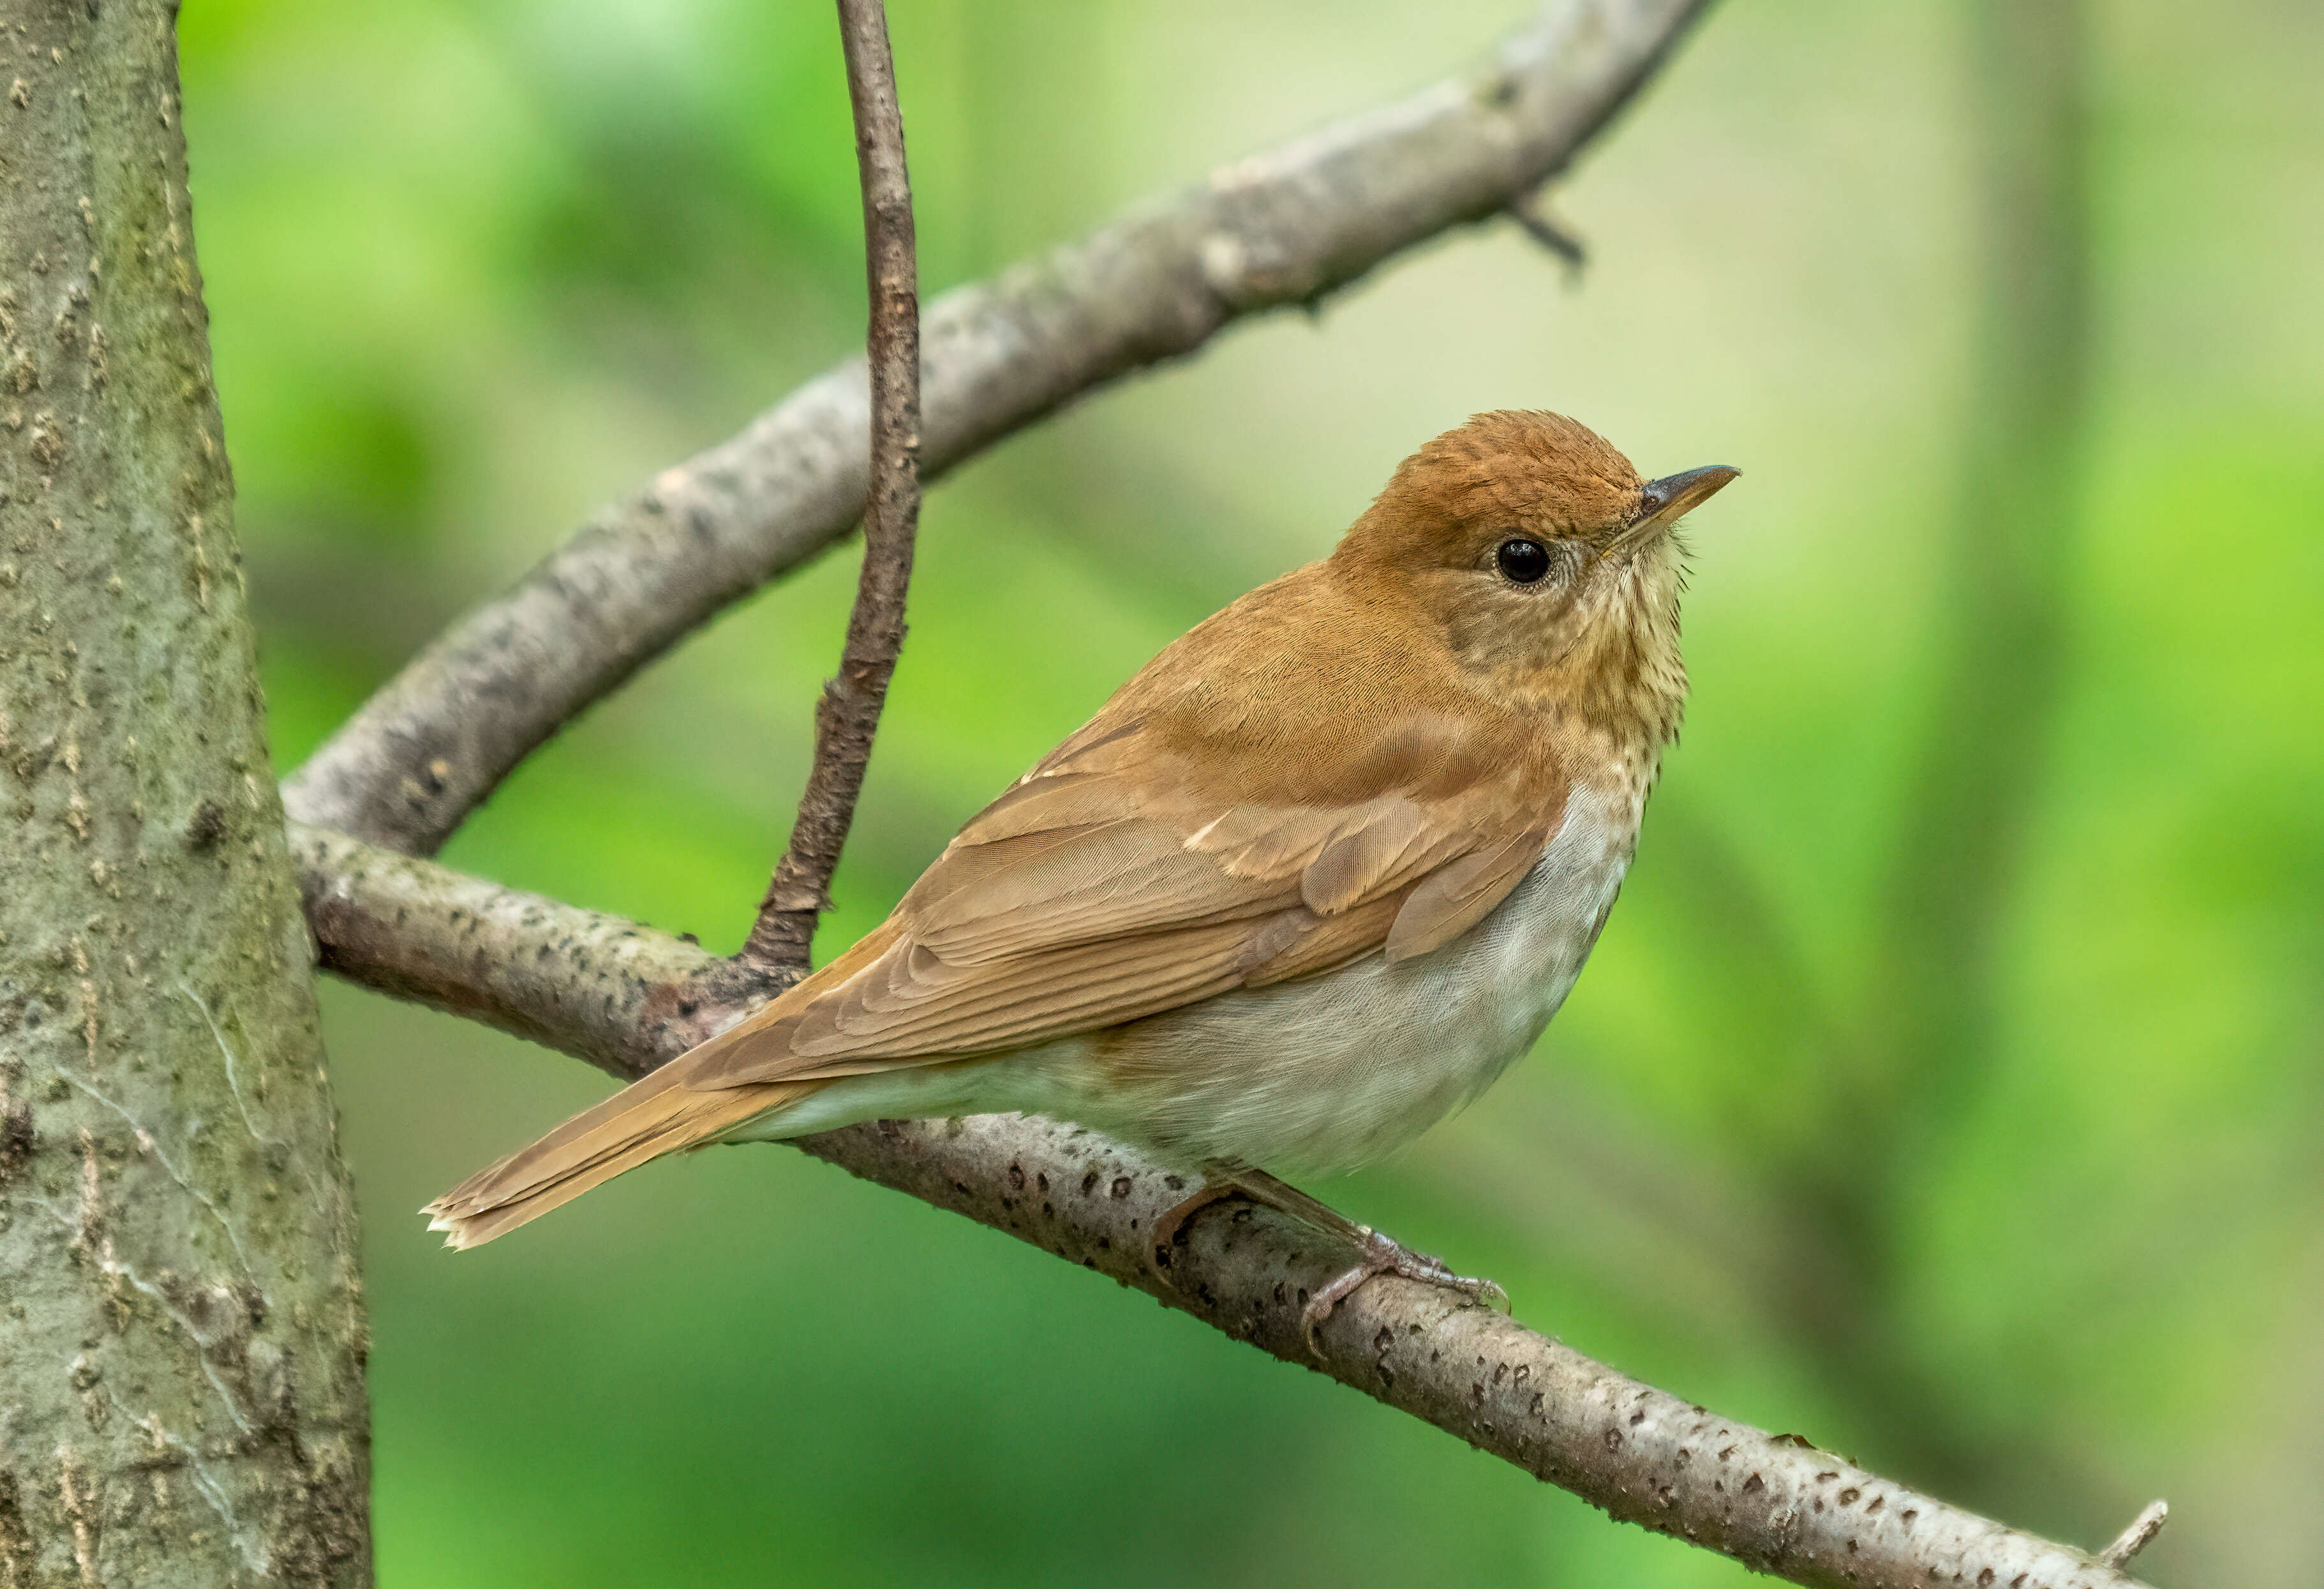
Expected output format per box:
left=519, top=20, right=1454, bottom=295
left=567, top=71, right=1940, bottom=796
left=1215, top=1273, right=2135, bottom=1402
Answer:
left=292, top=823, right=2161, bottom=1589
left=741, top=0, right=923, bottom=972
left=279, top=0, right=1716, bottom=856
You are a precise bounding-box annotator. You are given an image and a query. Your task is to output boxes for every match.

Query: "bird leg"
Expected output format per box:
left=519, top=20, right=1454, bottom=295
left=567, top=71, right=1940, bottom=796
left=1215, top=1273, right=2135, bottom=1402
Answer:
left=1147, top=1163, right=1508, bottom=1356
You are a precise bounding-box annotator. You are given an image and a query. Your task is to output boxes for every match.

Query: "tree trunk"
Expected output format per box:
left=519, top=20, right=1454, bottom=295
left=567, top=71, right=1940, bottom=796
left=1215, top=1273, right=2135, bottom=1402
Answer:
left=0, top=2, right=372, bottom=1584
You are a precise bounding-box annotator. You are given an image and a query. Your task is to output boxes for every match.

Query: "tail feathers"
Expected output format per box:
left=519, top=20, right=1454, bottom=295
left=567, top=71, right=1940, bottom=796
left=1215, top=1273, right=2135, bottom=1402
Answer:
left=425, top=1065, right=817, bottom=1250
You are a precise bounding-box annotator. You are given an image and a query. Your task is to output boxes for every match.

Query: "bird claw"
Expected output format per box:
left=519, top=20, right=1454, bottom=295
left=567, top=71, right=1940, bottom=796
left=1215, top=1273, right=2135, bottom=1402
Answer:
left=1300, top=1227, right=1509, bottom=1357
left=1147, top=1179, right=1240, bottom=1274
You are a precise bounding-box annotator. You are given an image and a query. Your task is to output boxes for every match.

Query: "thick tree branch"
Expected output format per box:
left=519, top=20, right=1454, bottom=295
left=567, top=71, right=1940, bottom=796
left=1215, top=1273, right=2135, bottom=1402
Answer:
left=3, top=3, right=369, bottom=1579
left=278, top=0, right=1715, bottom=856
left=292, top=824, right=2159, bottom=1589
left=292, top=824, right=771, bottom=1071
left=743, top=0, right=923, bottom=971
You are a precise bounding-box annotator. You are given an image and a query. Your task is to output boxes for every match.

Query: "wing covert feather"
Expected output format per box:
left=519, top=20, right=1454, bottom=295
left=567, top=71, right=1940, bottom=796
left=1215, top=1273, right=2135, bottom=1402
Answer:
left=1383, top=826, right=1553, bottom=961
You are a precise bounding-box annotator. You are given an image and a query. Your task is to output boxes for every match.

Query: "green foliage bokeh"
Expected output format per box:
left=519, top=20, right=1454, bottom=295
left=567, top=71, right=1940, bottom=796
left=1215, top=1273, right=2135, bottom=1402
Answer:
left=179, top=0, right=2323, bottom=1583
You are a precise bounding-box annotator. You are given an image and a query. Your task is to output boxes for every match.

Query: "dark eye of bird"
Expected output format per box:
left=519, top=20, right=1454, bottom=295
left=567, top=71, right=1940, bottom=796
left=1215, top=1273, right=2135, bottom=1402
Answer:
left=1496, top=538, right=1552, bottom=585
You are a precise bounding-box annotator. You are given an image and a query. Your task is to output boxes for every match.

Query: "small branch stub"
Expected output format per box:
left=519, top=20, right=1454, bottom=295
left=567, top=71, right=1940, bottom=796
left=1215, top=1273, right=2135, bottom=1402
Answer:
left=2097, top=1501, right=2168, bottom=1569
left=740, top=0, right=922, bottom=973
left=1508, top=187, right=1589, bottom=278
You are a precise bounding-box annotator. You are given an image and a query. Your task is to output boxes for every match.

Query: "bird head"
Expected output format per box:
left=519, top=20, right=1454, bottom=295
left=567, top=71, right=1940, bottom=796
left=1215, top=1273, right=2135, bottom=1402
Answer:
left=1332, top=410, right=1737, bottom=739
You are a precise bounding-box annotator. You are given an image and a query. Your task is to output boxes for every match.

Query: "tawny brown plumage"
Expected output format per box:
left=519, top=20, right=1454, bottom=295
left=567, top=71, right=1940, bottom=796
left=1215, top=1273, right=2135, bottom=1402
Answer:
left=429, top=412, right=1737, bottom=1250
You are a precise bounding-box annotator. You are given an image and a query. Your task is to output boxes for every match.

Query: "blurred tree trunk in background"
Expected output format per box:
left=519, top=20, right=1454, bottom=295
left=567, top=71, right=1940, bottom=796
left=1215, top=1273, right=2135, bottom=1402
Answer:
left=0, top=2, right=371, bottom=1583
left=1791, top=0, right=2092, bottom=1498
left=1875, top=0, right=2089, bottom=1187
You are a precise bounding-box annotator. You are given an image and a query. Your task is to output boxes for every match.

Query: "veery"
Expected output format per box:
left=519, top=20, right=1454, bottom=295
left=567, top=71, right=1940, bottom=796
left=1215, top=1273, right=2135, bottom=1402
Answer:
left=429, top=411, right=1738, bottom=1322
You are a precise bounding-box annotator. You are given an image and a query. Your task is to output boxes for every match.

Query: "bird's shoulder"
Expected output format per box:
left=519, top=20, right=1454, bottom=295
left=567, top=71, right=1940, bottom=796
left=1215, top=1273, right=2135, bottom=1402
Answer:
left=1026, top=556, right=1537, bottom=797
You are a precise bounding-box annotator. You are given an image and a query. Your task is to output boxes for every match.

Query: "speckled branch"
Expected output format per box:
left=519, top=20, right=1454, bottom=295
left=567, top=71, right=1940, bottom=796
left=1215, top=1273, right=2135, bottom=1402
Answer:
left=741, top=0, right=923, bottom=973
left=292, top=824, right=2160, bottom=1589
left=278, top=0, right=1717, bottom=856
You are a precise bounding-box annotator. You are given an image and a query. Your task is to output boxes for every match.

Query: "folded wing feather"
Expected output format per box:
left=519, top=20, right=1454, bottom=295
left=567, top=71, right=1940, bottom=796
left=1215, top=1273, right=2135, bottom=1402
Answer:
left=685, top=714, right=1567, bottom=1089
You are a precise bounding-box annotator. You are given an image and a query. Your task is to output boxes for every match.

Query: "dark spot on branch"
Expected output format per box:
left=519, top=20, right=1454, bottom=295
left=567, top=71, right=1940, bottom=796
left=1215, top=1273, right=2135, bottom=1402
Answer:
left=185, top=798, right=227, bottom=848
left=0, top=1097, right=33, bottom=1182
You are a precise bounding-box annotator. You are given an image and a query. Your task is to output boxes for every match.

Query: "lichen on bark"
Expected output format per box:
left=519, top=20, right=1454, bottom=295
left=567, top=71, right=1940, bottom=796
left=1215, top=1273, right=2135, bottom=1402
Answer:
left=0, top=2, right=371, bottom=1584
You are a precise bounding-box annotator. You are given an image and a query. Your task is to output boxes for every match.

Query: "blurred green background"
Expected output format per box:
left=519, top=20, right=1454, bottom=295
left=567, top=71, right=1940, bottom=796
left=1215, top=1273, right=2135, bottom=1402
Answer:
left=176, top=0, right=2321, bottom=1583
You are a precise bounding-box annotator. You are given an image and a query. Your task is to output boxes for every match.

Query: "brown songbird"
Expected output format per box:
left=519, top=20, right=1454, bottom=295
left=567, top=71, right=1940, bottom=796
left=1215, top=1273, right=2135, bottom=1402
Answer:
left=428, top=411, right=1737, bottom=1320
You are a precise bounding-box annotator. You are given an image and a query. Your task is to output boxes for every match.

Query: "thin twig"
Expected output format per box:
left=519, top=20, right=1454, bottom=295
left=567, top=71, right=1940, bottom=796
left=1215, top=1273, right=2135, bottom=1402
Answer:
left=738, top=0, right=921, bottom=974
left=2097, top=1502, right=2168, bottom=1569
left=277, top=0, right=1717, bottom=858
left=290, top=822, right=2163, bottom=1589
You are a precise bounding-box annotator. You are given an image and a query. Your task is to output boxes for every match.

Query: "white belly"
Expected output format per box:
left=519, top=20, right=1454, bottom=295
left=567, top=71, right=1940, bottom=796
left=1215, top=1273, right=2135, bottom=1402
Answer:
left=754, top=780, right=1644, bottom=1174
left=1038, top=778, right=1641, bottom=1171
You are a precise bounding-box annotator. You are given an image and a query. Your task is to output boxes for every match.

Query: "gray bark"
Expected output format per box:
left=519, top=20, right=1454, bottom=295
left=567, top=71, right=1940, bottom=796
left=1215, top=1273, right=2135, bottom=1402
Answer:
left=0, top=4, right=371, bottom=1585
left=293, top=825, right=2162, bottom=1589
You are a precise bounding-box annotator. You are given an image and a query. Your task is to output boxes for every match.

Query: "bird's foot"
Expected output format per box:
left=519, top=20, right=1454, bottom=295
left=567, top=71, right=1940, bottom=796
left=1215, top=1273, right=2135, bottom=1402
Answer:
left=1145, top=1163, right=1508, bottom=1357
left=1300, top=1227, right=1509, bottom=1357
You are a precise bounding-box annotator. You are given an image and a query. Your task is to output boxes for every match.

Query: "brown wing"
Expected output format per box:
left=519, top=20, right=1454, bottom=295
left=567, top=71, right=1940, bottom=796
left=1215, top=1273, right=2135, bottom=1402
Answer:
left=684, top=706, right=1567, bottom=1089
left=426, top=706, right=1561, bottom=1248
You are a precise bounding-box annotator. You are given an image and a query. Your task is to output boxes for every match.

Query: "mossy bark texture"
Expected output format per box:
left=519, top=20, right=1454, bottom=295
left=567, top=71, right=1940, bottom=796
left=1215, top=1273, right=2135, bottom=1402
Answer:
left=0, top=3, right=371, bottom=1585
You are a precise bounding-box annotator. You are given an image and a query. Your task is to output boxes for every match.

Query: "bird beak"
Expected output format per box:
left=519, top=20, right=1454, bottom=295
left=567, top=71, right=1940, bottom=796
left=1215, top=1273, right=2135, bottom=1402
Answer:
left=1607, top=464, right=1741, bottom=556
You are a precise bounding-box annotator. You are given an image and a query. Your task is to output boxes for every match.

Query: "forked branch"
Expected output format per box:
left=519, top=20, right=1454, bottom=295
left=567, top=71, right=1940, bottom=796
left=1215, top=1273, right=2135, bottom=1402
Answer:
left=741, top=0, right=923, bottom=973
